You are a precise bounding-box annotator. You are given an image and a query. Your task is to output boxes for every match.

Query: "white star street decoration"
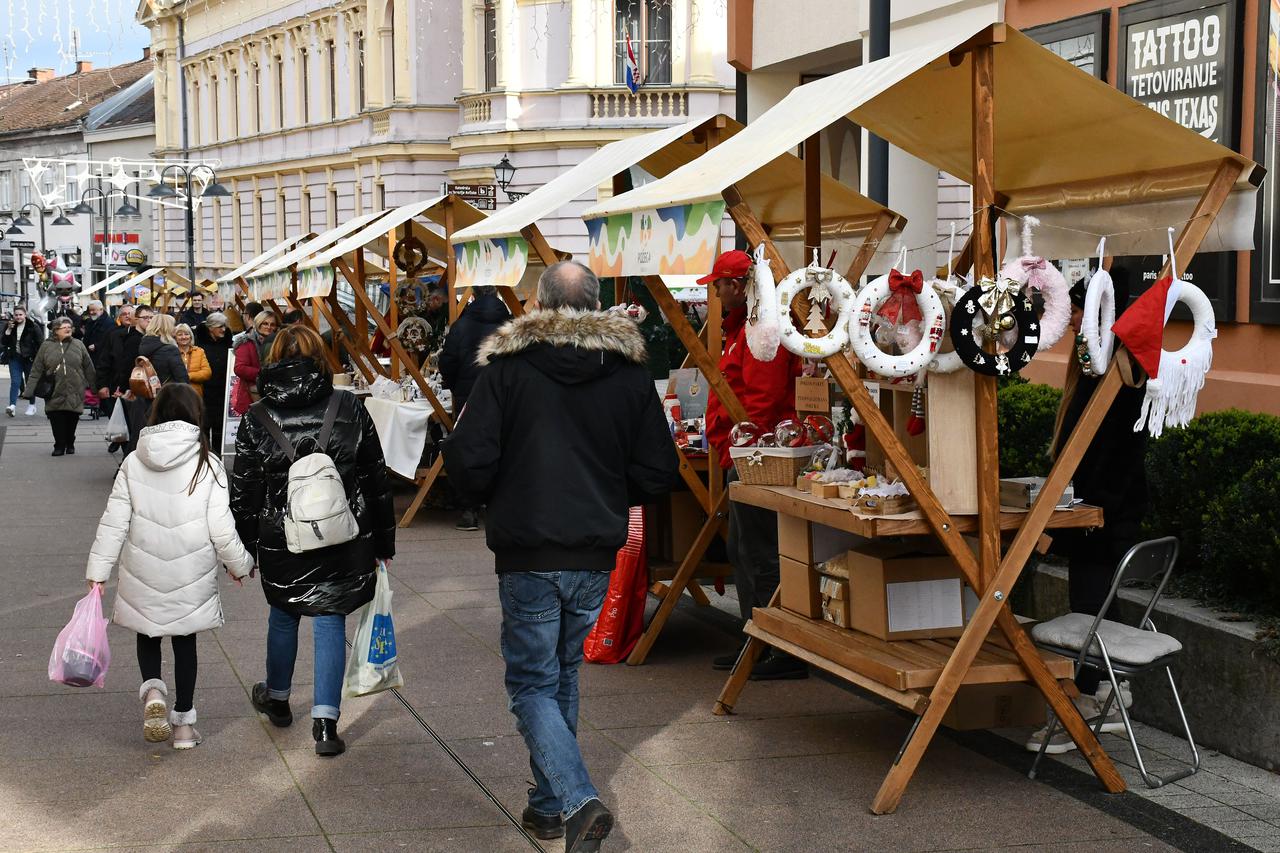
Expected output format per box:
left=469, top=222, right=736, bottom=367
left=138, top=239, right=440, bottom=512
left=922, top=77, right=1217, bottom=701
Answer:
left=107, top=169, right=133, bottom=190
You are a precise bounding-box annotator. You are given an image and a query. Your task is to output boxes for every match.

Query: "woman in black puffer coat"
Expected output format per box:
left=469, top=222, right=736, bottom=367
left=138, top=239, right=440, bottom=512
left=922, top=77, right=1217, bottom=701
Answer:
left=231, top=325, right=395, bottom=757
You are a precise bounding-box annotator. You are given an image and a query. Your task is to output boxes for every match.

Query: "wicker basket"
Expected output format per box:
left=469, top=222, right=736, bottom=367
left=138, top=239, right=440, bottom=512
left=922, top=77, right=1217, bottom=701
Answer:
left=730, top=446, right=818, bottom=486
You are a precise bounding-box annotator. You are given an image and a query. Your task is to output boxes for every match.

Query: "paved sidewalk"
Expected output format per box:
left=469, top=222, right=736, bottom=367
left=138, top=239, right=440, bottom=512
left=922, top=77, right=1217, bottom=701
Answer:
left=1, top=391, right=1276, bottom=852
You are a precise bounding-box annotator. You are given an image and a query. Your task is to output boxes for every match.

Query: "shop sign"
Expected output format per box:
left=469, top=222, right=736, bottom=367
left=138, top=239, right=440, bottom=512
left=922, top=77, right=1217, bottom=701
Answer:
left=8, top=240, right=35, bottom=250
left=125, top=248, right=147, bottom=266
left=584, top=201, right=726, bottom=278
left=446, top=184, right=497, bottom=211
left=1119, top=0, right=1239, bottom=320
left=1120, top=0, right=1237, bottom=145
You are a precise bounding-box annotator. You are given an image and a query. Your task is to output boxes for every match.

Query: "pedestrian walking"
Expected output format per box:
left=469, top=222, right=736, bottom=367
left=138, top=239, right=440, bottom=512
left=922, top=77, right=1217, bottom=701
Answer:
left=438, top=286, right=510, bottom=531
left=86, top=383, right=254, bottom=750
left=230, top=325, right=395, bottom=757
left=174, top=323, right=213, bottom=397
left=22, top=317, right=94, bottom=456
left=196, top=313, right=234, bottom=451
left=702, top=250, right=807, bottom=680
left=97, top=304, right=152, bottom=455
left=1026, top=268, right=1145, bottom=754
left=3, top=306, right=45, bottom=417
left=117, top=314, right=190, bottom=454
left=231, top=312, right=278, bottom=415
left=79, top=300, right=115, bottom=368
left=442, top=261, right=678, bottom=852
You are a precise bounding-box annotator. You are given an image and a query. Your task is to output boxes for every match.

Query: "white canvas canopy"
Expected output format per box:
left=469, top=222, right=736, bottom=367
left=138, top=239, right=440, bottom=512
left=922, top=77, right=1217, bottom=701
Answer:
left=106, top=266, right=162, bottom=295
left=215, top=235, right=301, bottom=284
left=587, top=25, right=1261, bottom=259
left=247, top=212, right=385, bottom=283
left=78, top=268, right=132, bottom=296
left=297, top=196, right=451, bottom=273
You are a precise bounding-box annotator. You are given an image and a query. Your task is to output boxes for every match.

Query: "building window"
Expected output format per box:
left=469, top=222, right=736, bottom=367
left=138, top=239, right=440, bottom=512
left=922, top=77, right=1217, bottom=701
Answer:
left=253, top=195, right=263, bottom=254
left=483, top=0, right=497, bottom=90
left=0, top=172, right=11, bottom=211
left=1026, top=12, right=1108, bottom=80
left=375, top=181, right=385, bottom=212
left=232, top=193, right=243, bottom=261
left=274, top=55, right=285, bottom=129
left=191, top=81, right=201, bottom=145
left=230, top=69, right=240, bottom=137
left=252, top=65, right=263, bottom=133
left=615, top=0, right=672, bottom=86
left=328, top=186, right=338, bottom=229
left=356, top=32, right=367, bottom=111
left=301, top=188, right=312, bottom=233
left=382, top=0, right=395, bottom=104
left=300, top=49, right=311, bottom=124
left=326, top=39, right=338, bottom=119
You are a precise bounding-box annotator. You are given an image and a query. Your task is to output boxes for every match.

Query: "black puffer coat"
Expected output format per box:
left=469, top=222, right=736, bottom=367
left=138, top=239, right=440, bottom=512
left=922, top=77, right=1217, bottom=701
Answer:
left=138, top=336, right=189, bottom=385
left=438, top=288, right=510, bottom=407
left=230, top=358, right=396, bottom=616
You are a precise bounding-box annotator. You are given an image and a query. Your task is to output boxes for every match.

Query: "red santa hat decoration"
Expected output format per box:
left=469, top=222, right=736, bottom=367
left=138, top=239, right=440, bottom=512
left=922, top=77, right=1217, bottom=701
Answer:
left=1111, top=228, right=1216, bottom=437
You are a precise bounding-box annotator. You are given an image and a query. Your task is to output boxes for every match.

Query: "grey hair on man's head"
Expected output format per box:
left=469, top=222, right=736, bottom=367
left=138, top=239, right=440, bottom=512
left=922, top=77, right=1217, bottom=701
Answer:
left=205, top=311, right=228, bottom=329
left=537, top=261, right=600, bottom=311
left=87, top=300, right=103, bottom=311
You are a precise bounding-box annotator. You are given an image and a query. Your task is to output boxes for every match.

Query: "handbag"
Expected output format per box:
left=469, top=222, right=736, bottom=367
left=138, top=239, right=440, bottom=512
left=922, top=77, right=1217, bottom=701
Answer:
left=32, top=371, right=55, bottom=401
left=342, top=562, right=403, bottom=697
left=129, top=356, right=161, bottom=400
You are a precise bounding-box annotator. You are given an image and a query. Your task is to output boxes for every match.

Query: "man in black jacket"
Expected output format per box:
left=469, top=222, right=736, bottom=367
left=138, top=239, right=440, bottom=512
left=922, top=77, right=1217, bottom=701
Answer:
left=97, top=304, right=153, bottom=453
left=443, top=262, right=677, bottom=852
left=197, top=312, right=234, bottom=451
left=179, top=292, right=211, bottom=328
left=438, top=286, right=510, bottom=531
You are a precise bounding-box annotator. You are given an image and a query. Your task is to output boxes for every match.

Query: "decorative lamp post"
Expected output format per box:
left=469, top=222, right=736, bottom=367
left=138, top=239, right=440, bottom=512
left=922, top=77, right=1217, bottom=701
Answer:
left=148, top=164, right=232, bottom=294
left=493, top=155, right=528, bottom=202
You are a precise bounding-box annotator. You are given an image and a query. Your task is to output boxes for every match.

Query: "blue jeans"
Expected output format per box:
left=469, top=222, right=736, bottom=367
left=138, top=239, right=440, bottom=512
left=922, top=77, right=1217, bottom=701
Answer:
left=265, top=607, right=346, bottom=720
left=499, top=570, right=610, bottom=819
left=8, top=357, right=32, bottom=407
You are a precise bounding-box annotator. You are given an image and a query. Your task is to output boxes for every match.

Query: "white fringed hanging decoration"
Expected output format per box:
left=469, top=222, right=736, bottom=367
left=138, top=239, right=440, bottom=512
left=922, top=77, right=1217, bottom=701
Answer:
left=745, top=242, right=782, bottom=362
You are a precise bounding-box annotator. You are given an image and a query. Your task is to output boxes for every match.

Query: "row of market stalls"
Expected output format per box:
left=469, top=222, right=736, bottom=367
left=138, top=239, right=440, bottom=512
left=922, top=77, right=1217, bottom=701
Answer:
left=75, top=21, right=1261, bottom=815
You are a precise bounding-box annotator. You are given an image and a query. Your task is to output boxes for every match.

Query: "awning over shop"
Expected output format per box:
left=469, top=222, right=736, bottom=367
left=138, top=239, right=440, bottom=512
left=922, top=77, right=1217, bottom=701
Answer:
left=106, top=266, right=163, bottom=295
left=586, top=25, right=1262, bottom=260
left=78, top=268, right=132, bottom=296
left=298, top=196, right=450, bottom=275
left=215, top=236, right=302, bottom=285
left=245, top=212, right=386, bottom=301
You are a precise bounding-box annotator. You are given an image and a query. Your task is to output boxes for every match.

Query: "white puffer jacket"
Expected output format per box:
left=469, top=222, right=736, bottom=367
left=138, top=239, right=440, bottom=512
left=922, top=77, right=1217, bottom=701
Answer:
left=87, top=421, right=255, bottom=637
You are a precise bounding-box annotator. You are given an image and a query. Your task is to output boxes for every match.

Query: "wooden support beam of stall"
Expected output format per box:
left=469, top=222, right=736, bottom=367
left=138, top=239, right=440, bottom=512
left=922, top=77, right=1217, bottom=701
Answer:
left=335, top=257, right=455, bottom=429
left=283, top=292, right=343, bottom=373
left=713, top=587, right=780, bottom=715
left=354, top=248, right=369, bottom=344
left=387, top=227, right=400, bottom=379
left=497, top=287, right=526, bottom=318
left=398, top=456, right=445, bottom=529
left=322, top=291, right=382, bottom=384
left=312, top=294, right=377, bottom=384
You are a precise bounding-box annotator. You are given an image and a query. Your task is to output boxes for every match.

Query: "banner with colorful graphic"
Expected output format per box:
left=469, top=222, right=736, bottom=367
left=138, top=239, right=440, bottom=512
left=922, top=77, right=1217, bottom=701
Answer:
left=252, top=270, right=291, bottom=301
left=297, top=265, right=333, bottom=299
left=453, top=236, right=529, bottom=288
left=584, top=201, right=725, bottom=277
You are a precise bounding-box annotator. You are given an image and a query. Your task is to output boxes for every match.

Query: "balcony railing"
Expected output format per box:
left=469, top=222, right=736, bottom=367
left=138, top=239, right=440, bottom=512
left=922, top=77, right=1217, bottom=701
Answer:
left=591, top=88, right=688, bottom=119
left=460, top=94, right=493, bottom=124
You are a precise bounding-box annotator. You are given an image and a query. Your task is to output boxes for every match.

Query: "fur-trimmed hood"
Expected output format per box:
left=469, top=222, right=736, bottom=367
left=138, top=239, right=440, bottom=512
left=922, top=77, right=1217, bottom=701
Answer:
left=477, top=308, right=648, bottom=387
left=478, top=309, right=647, bottom=365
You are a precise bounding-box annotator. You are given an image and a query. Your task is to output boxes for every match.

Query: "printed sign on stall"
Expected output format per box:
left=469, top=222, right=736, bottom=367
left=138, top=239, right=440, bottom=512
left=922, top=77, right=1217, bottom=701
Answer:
left=584, top=201, right=725, bottom=277
left=452, top=236, right=529, bottom=288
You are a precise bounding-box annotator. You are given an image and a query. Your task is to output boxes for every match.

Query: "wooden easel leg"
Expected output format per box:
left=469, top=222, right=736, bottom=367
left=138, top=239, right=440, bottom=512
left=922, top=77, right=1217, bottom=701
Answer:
left=627, top=491, right=730, bottom=666
left=398, top=455, right=444, bottom=528
left=713, top=588, right=781, bottom=715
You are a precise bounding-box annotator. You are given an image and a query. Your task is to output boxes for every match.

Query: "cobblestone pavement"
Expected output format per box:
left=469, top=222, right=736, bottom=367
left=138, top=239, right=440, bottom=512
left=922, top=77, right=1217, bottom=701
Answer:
left=1, top=387, right=1276, bottom=852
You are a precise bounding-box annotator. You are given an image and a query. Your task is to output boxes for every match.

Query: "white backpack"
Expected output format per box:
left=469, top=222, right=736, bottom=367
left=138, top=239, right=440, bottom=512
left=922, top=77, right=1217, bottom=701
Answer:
left=251, top=394, right=359, bottom=554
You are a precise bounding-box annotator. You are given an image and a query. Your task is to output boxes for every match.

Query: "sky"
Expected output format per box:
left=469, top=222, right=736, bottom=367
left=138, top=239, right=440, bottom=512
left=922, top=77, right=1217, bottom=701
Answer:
left=2, top=0, right=150, bottom=83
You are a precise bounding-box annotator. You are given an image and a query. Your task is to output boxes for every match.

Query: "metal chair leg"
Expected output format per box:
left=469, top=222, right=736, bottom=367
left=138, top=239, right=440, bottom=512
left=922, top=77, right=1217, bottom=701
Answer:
left=1028, top=711, right=1059, bottom=780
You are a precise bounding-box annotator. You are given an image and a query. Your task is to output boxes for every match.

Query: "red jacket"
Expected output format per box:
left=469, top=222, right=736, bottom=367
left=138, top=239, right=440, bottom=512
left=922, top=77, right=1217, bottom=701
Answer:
left=705, top=307, right=802, bottom=469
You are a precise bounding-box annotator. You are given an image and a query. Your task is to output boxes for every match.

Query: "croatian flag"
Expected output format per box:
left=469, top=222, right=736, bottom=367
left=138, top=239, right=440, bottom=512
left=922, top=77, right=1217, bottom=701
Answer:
left=625, top=31, right=642, bottom=94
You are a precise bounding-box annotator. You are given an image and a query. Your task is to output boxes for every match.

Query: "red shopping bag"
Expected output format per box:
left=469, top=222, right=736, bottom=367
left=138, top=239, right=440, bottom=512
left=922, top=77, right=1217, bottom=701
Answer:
left=584, top=506, right=648, bottom=664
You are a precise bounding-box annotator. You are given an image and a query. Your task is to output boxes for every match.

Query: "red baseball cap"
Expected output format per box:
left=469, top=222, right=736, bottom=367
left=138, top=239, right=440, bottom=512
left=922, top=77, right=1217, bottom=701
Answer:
left=695, top=249, right=753, bottom=285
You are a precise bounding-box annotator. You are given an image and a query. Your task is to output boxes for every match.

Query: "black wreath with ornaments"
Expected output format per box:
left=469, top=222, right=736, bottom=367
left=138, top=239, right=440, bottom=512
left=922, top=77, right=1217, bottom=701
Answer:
left=948, top=280, right=1040, bottom=377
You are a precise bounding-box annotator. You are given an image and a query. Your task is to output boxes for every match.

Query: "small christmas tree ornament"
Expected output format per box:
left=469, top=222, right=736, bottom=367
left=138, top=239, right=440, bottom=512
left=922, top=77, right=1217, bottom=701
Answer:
left=906, top=373, right=927, bottom=436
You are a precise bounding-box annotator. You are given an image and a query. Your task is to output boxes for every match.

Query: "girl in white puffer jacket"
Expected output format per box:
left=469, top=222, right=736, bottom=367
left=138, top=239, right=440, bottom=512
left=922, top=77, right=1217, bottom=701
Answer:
left=87, top=383, right=254, bottom=749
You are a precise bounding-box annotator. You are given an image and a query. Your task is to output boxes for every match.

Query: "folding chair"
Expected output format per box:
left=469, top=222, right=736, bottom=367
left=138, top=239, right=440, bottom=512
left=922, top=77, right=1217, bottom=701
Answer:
left=1028, top=536, right=1199, bottom=788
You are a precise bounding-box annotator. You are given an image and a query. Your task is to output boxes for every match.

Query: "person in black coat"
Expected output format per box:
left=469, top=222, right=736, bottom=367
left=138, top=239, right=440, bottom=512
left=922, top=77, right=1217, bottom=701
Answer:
left=3, top=306, right=44, bottom=416
left=438, top=286, right=510, bottom=531
left=231, top=325, right=395, bottom=757
left=79, top=300, right=116, bottom=367
left=196, top=312, right=234, bottom=451
left=117, top=313, right=190, bottom=455
left=441, top=262, right=677, bottom=847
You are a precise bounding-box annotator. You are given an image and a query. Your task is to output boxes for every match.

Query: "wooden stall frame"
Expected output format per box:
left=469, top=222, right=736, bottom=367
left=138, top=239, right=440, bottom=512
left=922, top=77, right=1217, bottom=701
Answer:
left=703, top=27, right=1246, bottom=814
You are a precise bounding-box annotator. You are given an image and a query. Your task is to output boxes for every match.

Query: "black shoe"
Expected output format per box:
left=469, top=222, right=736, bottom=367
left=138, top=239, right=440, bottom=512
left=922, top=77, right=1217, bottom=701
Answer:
left=107, top=440, right=121, bottom=454
left=712, top=640, right=749, bottom=671
left=51, top=447, right=65, bottom=457
left=65, top=445, right=75, bottom=455
left=251, top=681, right=293, bottom=728
left=313, top=718, right=346, bottom=757
left=749, top=650, right=809, bottom=681
left=455, top=510, right=480, bottom=532
left=521, top=806, right=565, bottom=840
left=564, top=798, right=613, bottom=853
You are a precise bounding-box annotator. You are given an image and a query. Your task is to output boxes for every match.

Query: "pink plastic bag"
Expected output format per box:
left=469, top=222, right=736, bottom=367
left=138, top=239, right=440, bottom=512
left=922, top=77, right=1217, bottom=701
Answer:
left=48, top=586, right=111, bottom=688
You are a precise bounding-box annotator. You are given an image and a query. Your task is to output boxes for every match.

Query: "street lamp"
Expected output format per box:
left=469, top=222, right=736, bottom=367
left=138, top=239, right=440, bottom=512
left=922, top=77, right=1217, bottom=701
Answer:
left=493, top=155, right=527, bottom=202
left=74, top=185, right=141, bottom=285
left=148, top=164, right=233, bottom=294
left=12, top=202, right=76, bottom=302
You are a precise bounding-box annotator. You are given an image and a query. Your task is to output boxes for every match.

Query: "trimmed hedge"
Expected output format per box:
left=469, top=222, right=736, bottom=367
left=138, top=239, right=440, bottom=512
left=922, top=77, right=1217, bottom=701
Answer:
left=997, top=383, right=1280, bottom=618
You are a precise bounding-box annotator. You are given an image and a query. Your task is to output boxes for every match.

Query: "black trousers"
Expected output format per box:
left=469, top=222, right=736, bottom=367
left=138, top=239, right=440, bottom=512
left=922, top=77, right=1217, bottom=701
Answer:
left=137, top=633, right=198, bottom=713
left=47, top=410, right=80, bottom=450
left=204, top=397, right=224, bottom=454
left=725, top=468, right=782, bottom=621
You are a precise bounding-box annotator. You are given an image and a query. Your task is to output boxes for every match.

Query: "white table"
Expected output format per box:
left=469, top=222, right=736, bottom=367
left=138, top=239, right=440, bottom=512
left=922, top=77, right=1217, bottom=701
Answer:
left=363, top=396, right=434, bottom=480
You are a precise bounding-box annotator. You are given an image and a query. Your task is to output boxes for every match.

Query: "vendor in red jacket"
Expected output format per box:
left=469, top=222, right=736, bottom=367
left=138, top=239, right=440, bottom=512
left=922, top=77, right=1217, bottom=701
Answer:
left=701, top=249, right=806, bottom=681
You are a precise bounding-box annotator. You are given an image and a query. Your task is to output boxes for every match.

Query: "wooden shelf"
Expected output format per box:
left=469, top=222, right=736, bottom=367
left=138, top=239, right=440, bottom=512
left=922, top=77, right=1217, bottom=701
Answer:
left=730, top=483, right=1103, bottom=538
left=750, top=606, right=1073, bottom=694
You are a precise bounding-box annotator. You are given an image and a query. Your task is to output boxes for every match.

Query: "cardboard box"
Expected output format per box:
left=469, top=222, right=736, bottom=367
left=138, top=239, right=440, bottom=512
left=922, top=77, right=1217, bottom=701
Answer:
left=779, top=556, right=822, bottom=619
left=778, top=516, right=868, bottom=564
left=812, top=482, right=842, bottom=500
left=819, top=574, right=851, bottom=628
left=821, top=541, right=969, bottom=641
left=794, top=376, right=831, bottom=413
left=1000, top=476, right=1076, bottom=509
left=941, top=683, right=1047, bottom=730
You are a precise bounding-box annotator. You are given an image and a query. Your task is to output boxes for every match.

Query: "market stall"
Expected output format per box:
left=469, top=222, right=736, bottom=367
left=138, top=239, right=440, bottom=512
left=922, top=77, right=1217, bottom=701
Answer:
left=454, top=114, right=906, bottom=624
left=585, top=23, right=1260, bottom=813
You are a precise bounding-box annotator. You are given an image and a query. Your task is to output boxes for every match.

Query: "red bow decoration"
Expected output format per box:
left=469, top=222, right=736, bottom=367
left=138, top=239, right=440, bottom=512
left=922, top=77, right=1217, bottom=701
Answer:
left=877, top=269, right=925, bottom=326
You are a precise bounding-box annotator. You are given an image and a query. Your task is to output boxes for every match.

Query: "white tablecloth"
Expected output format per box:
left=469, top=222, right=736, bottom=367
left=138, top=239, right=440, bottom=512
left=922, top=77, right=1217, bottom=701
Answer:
left=364, top=396, right=433, bottom=480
